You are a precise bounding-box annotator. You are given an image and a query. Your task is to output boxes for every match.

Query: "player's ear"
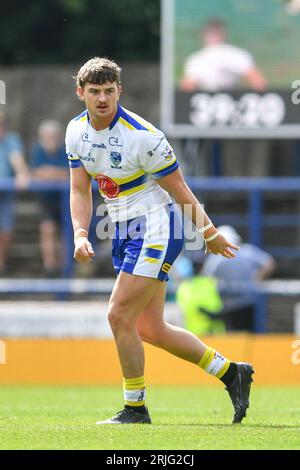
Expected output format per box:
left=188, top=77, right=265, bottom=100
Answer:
left=117, top=84, right=123, bottom=100
left=76, top=86, right=85, bottom=101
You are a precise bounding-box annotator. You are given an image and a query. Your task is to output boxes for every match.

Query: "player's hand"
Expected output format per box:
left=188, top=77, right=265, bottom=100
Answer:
left=205, top=233, right=240, bottom=258
left=74, top=236, right=95, bottom=263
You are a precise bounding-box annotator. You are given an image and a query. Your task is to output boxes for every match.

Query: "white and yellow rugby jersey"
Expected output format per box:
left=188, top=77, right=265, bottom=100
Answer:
left=65, top=104, right=179, bottom=222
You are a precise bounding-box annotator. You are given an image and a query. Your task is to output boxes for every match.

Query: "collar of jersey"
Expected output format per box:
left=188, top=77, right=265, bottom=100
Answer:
left=86, top=103, right=122, bottom=134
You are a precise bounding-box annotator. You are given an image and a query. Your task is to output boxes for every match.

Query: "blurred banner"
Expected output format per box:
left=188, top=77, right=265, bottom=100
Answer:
left=0, top=301, right=182, bottom=338
left=161, top=0, right=300, bottom=138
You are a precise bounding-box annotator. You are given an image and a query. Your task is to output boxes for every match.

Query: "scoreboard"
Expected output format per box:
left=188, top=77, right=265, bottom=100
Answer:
left=172, top=89, right=300, bottom=138
left=161, top=0, right=300, bottom=138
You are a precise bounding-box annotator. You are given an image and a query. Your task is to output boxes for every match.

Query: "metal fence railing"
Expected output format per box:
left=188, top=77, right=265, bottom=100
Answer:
left=1, top=176, right=300, bottom=333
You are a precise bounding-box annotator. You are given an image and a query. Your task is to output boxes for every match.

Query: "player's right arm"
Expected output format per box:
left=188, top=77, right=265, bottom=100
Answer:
left=66, top=120, right=94, bottom=263
left=70, top=166, right=95, bottom=263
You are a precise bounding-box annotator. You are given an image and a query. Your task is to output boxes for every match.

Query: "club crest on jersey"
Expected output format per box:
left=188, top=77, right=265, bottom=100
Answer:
left=110, top=151, right=122, bottom=169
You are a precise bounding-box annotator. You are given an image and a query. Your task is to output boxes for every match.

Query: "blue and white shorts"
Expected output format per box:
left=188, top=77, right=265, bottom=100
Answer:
left=112, top=203, right=184, bottom=281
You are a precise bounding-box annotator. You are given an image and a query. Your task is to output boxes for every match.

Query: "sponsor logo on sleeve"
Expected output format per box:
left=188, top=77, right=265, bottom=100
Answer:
left=147, top=136, right=165, bottom=157
left=160, top=145, right=174, bottom=161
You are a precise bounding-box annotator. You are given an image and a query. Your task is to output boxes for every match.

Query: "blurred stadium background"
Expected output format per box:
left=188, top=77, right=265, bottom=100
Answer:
left=0, top=0, right=300, bottom=449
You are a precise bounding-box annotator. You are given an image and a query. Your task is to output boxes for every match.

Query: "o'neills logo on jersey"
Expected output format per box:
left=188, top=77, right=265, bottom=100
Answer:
left=95, top=174, right=120, bottom=198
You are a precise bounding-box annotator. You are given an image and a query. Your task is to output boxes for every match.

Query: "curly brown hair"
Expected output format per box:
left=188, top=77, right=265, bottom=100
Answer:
left=74, top=57, right=121, bottom=88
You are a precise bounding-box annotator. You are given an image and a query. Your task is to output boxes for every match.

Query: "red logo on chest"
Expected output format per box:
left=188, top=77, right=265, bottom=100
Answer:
left=95, top=174, right=120, bottom=198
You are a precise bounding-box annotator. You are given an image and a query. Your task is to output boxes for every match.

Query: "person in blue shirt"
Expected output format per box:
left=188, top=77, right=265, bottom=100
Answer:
left=201, top=225, right=276, bottom=331
left=31, top=120, right=69, bottom=276
left=0, top=111, right=30, bottom=275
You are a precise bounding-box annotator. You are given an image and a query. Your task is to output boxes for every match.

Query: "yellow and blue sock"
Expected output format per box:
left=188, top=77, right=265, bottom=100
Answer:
left=123, top=376, right=147, bottom=414
left=198, top=346, right=237, bottom=386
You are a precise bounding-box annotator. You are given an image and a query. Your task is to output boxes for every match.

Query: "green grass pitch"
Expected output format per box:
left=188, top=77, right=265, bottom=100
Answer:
left=0, top=385, right=299, bottom=450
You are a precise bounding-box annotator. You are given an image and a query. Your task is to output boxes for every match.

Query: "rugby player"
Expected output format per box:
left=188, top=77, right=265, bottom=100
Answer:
left=66, top=57, right=254, bottom=425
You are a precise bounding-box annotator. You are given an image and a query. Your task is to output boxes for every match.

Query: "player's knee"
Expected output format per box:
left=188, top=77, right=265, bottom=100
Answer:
left=107, top=303, right=135, bottom=333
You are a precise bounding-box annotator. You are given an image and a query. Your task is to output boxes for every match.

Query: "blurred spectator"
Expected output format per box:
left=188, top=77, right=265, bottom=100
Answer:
left=31, top=119, right=69, bottom=277
left=176, top=275, right=225, bottom=336
left=170, top=253, right=225, bottom=335
left=286, top=0, right=300, bottom=14
left=201, top=225, right=276, bottom=331
left=180, top=18, right=267, bottom=92
left=0, top=111, right=30, bottom=276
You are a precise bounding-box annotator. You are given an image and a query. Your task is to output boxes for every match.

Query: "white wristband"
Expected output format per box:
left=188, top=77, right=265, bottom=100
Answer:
left=205, top=232, right=220, bottom=242
left=197, top=221, right=213, bottom=234
left=74, top=236, right=88, bottom=246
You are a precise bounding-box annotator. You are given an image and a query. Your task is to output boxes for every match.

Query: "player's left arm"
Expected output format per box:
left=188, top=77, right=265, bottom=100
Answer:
left=156, top=167, right=239, bottom=258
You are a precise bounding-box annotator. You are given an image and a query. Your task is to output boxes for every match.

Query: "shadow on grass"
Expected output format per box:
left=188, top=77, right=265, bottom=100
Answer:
left=0, top=417, right=299, bottom=430
left=150, top=423, right=300, bottom=429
